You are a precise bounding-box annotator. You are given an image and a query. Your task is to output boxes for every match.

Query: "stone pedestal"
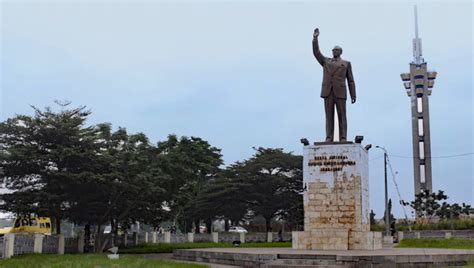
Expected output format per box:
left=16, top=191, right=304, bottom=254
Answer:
left=293, top=143, right=382, bottom=250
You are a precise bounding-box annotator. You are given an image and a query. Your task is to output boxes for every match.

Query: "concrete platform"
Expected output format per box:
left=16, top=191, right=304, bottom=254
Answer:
left=173, top=247, right=474, bottom=267
left=130, top=253, right=240, bottom=268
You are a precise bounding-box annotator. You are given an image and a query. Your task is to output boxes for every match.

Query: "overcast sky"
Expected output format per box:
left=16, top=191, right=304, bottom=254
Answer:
left=1, top=0, right=472, bottom=219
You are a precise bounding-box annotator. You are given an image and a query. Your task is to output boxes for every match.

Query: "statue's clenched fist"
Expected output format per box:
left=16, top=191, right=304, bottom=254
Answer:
left=313, top=28, right=320, bottom=38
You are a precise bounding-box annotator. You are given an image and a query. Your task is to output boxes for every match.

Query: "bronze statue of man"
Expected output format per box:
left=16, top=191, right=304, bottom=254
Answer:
left=312, top=28, right=356, bottom=142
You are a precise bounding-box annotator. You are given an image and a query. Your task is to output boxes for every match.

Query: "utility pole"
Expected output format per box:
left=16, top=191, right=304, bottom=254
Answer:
left=377, top=146, right=390, bottom=236
left=383, top=150, right=390, bottom=236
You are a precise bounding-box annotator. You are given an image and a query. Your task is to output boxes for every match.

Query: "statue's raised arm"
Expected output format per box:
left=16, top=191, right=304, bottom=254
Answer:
left=312, top=28, right=326, bottom=66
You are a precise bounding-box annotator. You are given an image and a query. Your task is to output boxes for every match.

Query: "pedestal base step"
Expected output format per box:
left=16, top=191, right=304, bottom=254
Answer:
left=292, top=230, right=382, bottom=250
left=173, top=247, right=474, bottom=268
left=263, top=258, right=346, bottom=268
left=382, top=235, right=394, bottom=249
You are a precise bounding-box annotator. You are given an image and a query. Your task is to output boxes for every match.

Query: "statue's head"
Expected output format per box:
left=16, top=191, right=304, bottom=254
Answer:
left=332, top=46, right=342, bottom=58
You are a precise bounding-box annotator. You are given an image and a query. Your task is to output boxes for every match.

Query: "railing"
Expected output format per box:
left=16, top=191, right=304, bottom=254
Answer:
left=1, top=234, right=66, bottom=258
left=0, top=231, right=293, bottom=259
left=398, top=230, right=474, bottom=240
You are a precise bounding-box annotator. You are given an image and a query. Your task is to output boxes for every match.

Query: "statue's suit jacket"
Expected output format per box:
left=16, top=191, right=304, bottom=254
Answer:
left=312, top=39, right=356, bottom=100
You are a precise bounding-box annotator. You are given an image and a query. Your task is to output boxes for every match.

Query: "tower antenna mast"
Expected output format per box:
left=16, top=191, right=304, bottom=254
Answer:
left=413, top=5, right=424, bottom=65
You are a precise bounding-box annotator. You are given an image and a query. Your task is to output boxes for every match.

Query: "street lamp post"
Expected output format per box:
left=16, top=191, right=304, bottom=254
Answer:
left=376, top=146, right=390, bottom=237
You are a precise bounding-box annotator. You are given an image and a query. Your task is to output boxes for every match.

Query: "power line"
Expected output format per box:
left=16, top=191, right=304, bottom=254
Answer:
left=385, top=154, right=412, bottom=229
left=388, top=152, right=473, bottom=159
left=370, top=152, right=472, bottom=162
left=369, top=156, right=384, bottom=162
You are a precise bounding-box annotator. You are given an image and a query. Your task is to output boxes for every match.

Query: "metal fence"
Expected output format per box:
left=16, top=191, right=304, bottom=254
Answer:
left=399, top=230, right=474, bottom=240
left=13, top=234, right=34, bottom=255
left=0, top=230, right=316, bottom=259
left=64, top=237, right=79, bottom=253
left=42, top=235, right=60, bottom=254
left=0, top=236, right=3, bottom=259
left=4, top=229, right=472, bottom=260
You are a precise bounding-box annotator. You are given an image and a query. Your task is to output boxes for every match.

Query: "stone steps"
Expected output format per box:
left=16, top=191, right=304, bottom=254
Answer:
left=173, top=248, right=474, bottom=267
left=265, top=265, right=347, bottom=268
left=263, top=259, right=349, bottom=268
left=264, top=259, right=348, bottom=268
left=382, top=236, right=394, bottom=249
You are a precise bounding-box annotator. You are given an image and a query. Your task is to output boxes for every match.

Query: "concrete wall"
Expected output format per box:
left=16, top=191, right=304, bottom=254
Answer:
left=91, top=231, right=257, bottom=249
left=194, top=233, right=213, bottom=242
left=64, top=237, right=79, bottom=253
left=137, top=233, right=146, bottom=244
left=5, top=229, right=472, bottom=259
left=1, top=232, right=289, bottom=259
left=0, top=237, right=3, bottom=259
left=399, top=230, right=474, bottom=240
left=272, top=232, right=292, bottom=242
left=0, top=234, right=67, bottom=259
left=13, top=234, right=35, bottom=255
left=170, top=234, right=187, bottom=243
left=42, top=235, right=60, bottom=254
left=245, top=233, right=268, bottom=242
left=218, top=233, right=240, bottom=243
left=167, top=232, right=291, bottom=243
left=157, top=233, right=165, bottom=243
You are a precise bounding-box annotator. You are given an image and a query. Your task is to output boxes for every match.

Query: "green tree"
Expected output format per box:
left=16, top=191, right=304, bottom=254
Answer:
left=0, top=102, right=99, bottom=234
left=108, top=129, right=167, bottom=228
left=402, top=190, right=447, bottom=221
left=193, top=176, right=249, bottom=231
left=225, top=148, right=303, bottom=232
left=436, top=202, right=471, bottom=219
left=0, top=102, right=168, bottom=244
left=155, top=135, right=223, bottom=233
left=68, top=126, right=168, bottom=251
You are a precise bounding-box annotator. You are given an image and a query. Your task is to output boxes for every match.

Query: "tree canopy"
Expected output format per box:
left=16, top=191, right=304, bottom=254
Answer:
left=0, top=102, right=305, bottom=238
left=402, top=190, right=471, bottom=222
left=0, top=103, right=98, bottom=234
left=195, top=147, right=303, bottom=232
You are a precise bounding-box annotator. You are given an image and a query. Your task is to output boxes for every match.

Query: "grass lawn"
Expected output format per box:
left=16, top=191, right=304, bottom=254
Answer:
left=0, top=254, right=206, bottom=268
left=396, top=238, right=474, bottom=250
left=395, top=238, right=474, bottom=267
left=119, top=241, right=292, bottom=254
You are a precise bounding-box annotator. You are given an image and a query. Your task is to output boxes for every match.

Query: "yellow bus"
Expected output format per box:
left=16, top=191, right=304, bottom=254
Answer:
left=0, top=217, right=52, bottom=235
